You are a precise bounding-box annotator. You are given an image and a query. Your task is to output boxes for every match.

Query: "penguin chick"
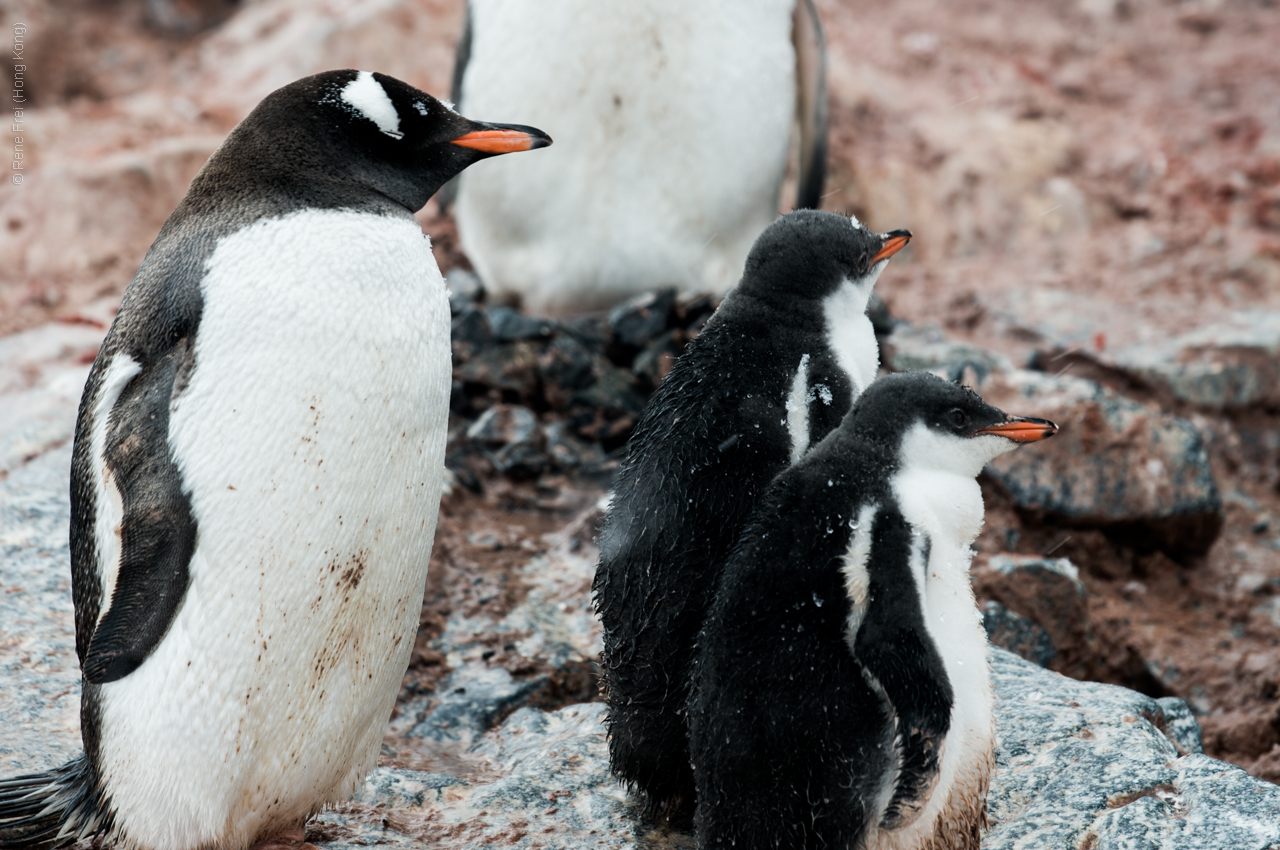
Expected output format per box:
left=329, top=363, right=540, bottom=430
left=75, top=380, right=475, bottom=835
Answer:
left=0, top=71, right=548, bottom=850
left=689, top=371, right=1057, bottom=850
left=593, top=210, right=911, bottom=816
left=449, top=0, right=829, bottom=313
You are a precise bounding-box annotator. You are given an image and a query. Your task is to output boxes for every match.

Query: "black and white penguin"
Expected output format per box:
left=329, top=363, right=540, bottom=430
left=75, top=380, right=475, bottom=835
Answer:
left=689, top=371, right=1058, bottom=850
left=0, top=71, right=548, bottom=850
left=593, top=210, right=911, bottom=816
left=447, top=0, right=829, bottom=313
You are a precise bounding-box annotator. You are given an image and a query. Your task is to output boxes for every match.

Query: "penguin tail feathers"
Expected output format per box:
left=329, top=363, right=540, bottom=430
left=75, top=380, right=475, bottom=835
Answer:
left=0, top=756, right=109, bottom=850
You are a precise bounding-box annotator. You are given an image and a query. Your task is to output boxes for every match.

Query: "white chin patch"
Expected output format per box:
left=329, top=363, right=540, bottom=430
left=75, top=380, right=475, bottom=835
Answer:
left=898, top=421, right=1017, bottom=479
left=341, top=71, right=404, bottom=139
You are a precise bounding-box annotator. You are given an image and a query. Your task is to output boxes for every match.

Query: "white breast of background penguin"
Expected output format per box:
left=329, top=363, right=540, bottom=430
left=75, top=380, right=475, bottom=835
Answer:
left=870, top=423, right=998, bottom=850
left=455, top=0, right=797, bottom=311
left=93, top=209, right=451, bottom=850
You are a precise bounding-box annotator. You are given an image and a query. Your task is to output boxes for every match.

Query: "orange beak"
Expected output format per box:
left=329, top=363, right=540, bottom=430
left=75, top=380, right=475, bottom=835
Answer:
left=450, top=127, right=552, bottom=154
left=974, top=417, right=1059, bottom=442
left=871, top=229, right=912, bottom=264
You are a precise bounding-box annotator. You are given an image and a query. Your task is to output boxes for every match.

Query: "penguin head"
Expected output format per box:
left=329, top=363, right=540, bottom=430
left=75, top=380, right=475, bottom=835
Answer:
left=851, top=371, right=1057, bottom=478
left=202, top=70, right=551, bottom=213
left=738, top=210, right=911, bottom=307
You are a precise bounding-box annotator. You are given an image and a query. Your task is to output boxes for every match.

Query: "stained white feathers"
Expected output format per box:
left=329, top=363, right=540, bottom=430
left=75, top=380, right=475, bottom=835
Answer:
left=93, top=210, right=450, bottom=849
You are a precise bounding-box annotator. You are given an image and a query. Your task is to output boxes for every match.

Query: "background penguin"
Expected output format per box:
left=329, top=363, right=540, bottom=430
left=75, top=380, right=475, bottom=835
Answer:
left=0, top=71, right=548, bottom=850
left=446, top=0, right=829, bottom=313
left=593, top=210, right=911, bottom=817
left=689, top=371, right=1058, bottom=850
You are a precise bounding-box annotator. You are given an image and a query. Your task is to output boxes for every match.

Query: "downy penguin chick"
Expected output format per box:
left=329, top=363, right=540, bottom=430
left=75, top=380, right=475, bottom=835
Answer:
left=0, top=71, right=548, bottom=850
left=449, top=0, right=829, bottom=313
left=689, top=371, right=1057, bottom=850
left=594, top=210, right=911, bottom=816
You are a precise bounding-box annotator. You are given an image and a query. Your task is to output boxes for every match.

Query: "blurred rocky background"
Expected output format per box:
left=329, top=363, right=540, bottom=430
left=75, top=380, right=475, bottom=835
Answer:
left=1, top=0, right=1279, bottom=847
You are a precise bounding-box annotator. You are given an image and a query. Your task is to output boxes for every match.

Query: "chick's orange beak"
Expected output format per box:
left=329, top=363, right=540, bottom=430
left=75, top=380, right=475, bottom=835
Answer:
left=871, top=229, right=913, bottom=264
left=974, top=416, right=1059, bottom=442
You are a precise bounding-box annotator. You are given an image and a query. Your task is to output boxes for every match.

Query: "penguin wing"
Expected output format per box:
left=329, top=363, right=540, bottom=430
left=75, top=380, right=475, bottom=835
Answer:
left=792, top=0, right=828, bottom=210
left=852, top=509, right=953, bottom=830
left=435, top=1, right=473, bottom=215
left=70, top=256, right=202, bottom=685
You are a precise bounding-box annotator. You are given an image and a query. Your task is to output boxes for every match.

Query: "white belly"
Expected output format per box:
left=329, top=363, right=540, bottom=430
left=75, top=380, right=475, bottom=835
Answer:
left=455, top=0, right=797, bottom=313
left=872, top=469, right=994, bottom=850
left=95, top=210, right=451, bottom=850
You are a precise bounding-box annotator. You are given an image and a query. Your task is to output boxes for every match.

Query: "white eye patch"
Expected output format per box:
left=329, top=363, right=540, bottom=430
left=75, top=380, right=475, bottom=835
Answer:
left=340, top=71, right=404, bottom=139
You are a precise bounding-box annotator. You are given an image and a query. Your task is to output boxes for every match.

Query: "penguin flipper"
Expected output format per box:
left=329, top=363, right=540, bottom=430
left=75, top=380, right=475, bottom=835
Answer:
left=435, top=1, right=473, bottom=215
left=854, top=512, right=953, bottom=829
left=791, top=0, right=828, bottom=210
left=73, top=336, right=199, bottom=686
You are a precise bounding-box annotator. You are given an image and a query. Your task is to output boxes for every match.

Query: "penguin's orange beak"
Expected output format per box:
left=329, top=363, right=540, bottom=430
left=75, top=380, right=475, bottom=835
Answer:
left=974, top=416, right=1058, bottom=442
left=871, top=230, right=913, bottom=264
left=451, top=125, right=552, bottom=154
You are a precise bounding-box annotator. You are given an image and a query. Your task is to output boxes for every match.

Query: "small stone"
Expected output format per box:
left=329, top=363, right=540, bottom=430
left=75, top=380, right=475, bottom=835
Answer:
left=571, top=368, right=650, bottom=417
left=982, top=600, right=1057, bottom=669
left=544, top=421, right=604, bottom=471
left=632, top=330, right=686, bottom=387
left=490, top=442, right=553, bottom=480
left=608, top=289, right=676, bottom=350
left=487, top=306, right=554, bottom=342
left=454, top=341, right=541, bottom=394
left=538, top=335, right=601, bottom=408
left=466, top=404, right=541, bottom=448
left=450, top=307, right=494, bottom=362
left=446, top=269, right=484, bottom=314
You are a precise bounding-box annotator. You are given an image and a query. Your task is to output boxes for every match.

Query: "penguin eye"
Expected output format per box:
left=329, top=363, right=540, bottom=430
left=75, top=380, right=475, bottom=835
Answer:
left=946, top=408, right=968, bottom=430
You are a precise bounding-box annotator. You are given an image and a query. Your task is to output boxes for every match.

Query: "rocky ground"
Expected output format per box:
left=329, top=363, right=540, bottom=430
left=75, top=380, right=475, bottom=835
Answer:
left=1, top=0, right=1279, bottom=847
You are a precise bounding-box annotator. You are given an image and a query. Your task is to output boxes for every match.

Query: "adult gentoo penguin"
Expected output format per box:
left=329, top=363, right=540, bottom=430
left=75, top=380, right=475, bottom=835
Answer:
left=0, top=71, right=548, bottom=850
left=689, top=372, right=1058, bottom=850
left=593, top=210, right=911, bottom=816
left=447, top=0, right=829, bottom=313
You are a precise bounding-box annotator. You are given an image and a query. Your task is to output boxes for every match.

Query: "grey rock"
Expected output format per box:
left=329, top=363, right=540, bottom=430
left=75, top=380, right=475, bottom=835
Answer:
left=487, top=307, right=555, bottom=342
left=981, top=371, right=1223, bottom=558
left=402, top=666, right=547, bottom=749
left=975, top=556, right=1094, bottom=679
left=982, top=600, right=1057, bottom=668
left=446, top=269, right=484, bottom=315
left=466, top=404, right=541, bottom=448
left=884, top=322, right=1015, bottom=386
left=1055, top=311, right=1280, bottom=412
left=609, top=289, right=676, bottom=350
left=985, top=648, right=1280, bottom=850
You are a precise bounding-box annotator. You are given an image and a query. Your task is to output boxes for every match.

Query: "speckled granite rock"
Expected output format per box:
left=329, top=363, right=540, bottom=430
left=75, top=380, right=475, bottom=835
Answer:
left=0, top=441, right=83, bottom=776
left=985, top=648, right=1279, bottom=850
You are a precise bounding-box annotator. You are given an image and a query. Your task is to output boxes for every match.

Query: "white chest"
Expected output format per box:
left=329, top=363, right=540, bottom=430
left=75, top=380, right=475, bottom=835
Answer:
left=456, top=0, right=798, bottom=310
left=871, top=466, right=993, bottom=849
left=94, top=209, right=452, bottom=850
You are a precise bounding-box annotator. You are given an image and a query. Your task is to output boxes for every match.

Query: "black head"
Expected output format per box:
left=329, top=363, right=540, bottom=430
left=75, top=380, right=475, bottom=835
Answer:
left=736, top=210, right=911, bottom=305
left=186, top=70, right=551, bottom=216
left=849, top=371, right=1057, bottom=475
